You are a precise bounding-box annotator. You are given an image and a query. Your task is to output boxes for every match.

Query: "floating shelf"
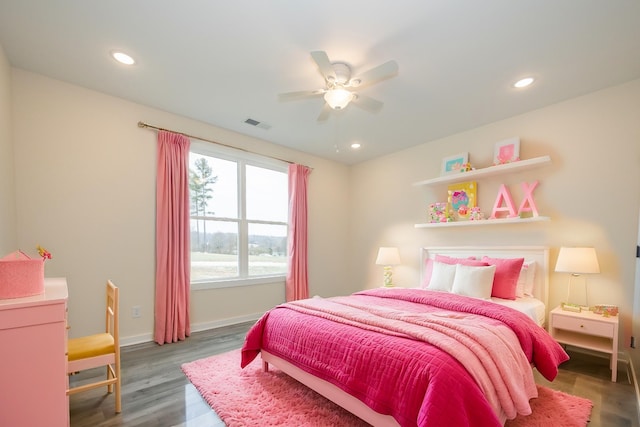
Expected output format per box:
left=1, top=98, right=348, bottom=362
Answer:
left=414, top=216, right=550, bottom=228
left=412, top=155, right=552, bottom=187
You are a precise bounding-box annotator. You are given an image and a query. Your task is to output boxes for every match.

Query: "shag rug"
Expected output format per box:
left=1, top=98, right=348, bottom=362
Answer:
left=182, top=349, right=593, bottom=427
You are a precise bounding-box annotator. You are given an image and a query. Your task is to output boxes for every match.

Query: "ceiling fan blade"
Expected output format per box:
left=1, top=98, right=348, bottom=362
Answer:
left=317, top=103, right=332, bottom=122
left=310, top=51, right=337, bottom=82
left=352, top=94, right=384, bottom=113
left=278, top=90, right=324, bottom=102
left=351, top=60, right=399, bottom=88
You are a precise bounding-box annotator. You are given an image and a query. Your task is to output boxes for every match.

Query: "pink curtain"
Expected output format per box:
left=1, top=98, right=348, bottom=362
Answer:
left=286, top=164, right=311, bottom=301
left=154, top=130, right=191, bottom=345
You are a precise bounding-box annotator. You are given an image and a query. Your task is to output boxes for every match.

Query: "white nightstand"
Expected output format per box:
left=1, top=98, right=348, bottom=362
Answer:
left=548, top=306, right=619, bottom=382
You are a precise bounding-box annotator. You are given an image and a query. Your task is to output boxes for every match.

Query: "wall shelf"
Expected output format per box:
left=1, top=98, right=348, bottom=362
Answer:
left=415, top=216, right=550, bottom=228
left=413, top=155, right=552, bottom=187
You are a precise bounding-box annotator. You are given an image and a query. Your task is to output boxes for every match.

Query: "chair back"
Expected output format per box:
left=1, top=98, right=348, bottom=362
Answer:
left=106, top=280, right=119, bottom=342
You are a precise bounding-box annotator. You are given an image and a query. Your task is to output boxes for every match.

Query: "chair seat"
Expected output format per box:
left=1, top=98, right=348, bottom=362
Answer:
left=68, top=333, right=115, bottom=361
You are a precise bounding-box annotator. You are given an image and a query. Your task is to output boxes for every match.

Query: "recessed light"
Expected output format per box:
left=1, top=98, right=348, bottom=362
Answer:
left=111, top=51, right=135, bottom=65
left=350, top=143, right=361, bottom=149
left=513, top=77, right=534, bottom=88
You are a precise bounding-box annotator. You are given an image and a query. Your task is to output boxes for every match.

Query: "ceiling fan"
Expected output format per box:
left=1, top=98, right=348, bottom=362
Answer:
left=278, top=51, right=399, bottom=121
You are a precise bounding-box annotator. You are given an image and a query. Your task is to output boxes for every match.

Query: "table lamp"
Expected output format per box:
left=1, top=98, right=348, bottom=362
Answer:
left=554, top=247, right=600, bottom=308
left=375, top=247, right=401, bottom=287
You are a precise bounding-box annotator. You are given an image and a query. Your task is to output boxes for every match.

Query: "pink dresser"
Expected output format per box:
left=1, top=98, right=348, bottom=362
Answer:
left=0, top=278, right=69, bottom=427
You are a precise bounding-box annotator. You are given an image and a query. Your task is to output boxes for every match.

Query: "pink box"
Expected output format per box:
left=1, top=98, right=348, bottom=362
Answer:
left=0, top=250, right=45, bottom=299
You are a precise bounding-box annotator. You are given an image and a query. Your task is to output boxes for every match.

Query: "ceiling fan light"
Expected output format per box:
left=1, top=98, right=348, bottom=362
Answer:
left=324, top=88, right=354, bottom=110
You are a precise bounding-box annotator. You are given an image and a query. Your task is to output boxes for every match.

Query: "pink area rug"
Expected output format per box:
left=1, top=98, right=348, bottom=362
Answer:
left=182, top=349, right=592, bottom=427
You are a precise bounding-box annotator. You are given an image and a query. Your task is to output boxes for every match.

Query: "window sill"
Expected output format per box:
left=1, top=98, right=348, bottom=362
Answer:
left=191, top=275, right=286, bottom=290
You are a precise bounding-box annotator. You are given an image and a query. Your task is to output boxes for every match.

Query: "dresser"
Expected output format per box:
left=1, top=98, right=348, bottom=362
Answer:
left=0, top=278, right=69, bottom=426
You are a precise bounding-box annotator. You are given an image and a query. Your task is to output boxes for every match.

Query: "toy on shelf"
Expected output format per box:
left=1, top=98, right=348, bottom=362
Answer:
left=428, top=203, right=453, bottom=223
left=469, top=207, right=484, bottom=221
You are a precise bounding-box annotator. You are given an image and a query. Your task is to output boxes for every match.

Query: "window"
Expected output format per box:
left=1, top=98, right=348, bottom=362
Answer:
left=189, top=141, right=288, bottom=289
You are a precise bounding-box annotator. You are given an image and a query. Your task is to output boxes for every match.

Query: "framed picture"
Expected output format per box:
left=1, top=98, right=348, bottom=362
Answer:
left=441, top=152, right=469, bottom=175
left=447, top=181, right=477, bottom=220
left=493, top=137, right=520, bottom=165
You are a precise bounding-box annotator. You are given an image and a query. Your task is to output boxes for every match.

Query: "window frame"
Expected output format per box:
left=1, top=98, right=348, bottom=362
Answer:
left=189, top=140, right=289, bottom=290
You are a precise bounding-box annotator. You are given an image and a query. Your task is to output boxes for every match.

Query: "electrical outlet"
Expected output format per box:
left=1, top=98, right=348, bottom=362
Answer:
left=132, top=306, right=141, bottom=318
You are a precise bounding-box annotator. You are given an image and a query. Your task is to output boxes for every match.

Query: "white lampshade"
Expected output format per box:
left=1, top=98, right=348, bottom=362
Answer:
left=375, top=247, right=401, bottom=266
left=324, top=88, right=354, bottom=110
left=555, top=247, right=600, bottom=274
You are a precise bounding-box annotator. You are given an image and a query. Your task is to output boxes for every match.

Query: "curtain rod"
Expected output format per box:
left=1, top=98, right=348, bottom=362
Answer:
left=138, top=121, right=306, bottom=167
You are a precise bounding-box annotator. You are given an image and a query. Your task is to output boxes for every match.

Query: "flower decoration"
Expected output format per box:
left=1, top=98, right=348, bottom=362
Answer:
left=428, top=202, right=453, bottom=223
left=494, top=156, right=521, bottom=166
left=469, top=207, right=484, bottom=221
left=37, top=245, right=52, bottom=261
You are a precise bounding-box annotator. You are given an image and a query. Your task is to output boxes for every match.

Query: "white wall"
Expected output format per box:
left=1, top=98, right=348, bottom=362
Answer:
left=7, top=64, right=640, bottom=359
left=349, top=79, right=640, bottom=355
left=10, top=69, right=350, bottom=342
left=0, top=44, right=16, bottom=254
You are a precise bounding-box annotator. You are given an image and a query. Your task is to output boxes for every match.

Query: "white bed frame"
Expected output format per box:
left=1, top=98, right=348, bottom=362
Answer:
left=261, top=246, right=550, bottom=427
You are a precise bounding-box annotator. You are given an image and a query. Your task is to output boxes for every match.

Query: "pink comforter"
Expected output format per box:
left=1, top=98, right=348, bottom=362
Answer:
left=242, top=289, right=568, bottom=427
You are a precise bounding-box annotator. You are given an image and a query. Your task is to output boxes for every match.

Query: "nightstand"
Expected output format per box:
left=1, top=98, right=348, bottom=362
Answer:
left=549, top=306, right=619, bottom=382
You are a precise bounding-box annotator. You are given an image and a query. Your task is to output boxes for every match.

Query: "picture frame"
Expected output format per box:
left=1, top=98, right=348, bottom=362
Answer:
left=441, top=152, right=469, bottom=175
left=447, top=181, right=477, bottom=220
left=493, top=137, right=520, bottom=165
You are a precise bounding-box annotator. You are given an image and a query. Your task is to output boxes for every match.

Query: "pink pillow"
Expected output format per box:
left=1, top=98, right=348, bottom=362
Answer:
left=422, top=255, right=486, bottom=288
left=435, top=254, right=478, bottom=265
left=421, top=258, right=434, bottom=288
left=481, top=256, right=525, bottom=300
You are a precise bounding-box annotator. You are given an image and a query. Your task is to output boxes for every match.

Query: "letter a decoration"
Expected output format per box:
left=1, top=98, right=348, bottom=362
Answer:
left=490, top=184, right=518, bottom=219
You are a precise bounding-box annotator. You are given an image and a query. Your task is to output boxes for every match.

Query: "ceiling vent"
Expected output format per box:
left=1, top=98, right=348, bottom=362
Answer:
left=244, top=118, right=271, bottom=130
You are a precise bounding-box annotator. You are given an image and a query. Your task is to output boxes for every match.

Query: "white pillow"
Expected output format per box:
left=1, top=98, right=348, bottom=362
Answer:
left=516, top=261, right=537, bottom=297
left=451, top=264, right=497, bottom=299
left=427, top=261, right=457, bottom=292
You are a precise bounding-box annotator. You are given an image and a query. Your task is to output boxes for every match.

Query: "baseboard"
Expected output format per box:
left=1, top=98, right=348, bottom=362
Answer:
left=190, top=312, right=262, bottom=334
left=119, top=312, right=262, bottom=347
left=629, top=355, right=640, bottom=424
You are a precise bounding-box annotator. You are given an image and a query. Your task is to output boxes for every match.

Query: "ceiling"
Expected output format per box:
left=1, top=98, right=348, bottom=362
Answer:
left=1, top=1, right=639, bottom=165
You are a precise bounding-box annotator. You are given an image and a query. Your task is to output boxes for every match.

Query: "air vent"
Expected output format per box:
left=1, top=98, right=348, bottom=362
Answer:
left=244, top=118, right=271, bottom=130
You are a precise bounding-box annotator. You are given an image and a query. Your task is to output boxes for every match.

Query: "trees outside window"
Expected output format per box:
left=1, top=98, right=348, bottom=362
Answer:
left=189, top=143, right=288, bottom=288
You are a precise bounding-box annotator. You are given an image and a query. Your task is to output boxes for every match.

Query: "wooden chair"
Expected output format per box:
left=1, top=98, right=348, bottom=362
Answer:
left=67, top=280, right=121, bottom=413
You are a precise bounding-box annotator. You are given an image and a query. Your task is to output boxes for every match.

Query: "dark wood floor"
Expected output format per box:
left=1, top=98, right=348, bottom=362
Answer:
left=69, top=323, right=639, bottom=427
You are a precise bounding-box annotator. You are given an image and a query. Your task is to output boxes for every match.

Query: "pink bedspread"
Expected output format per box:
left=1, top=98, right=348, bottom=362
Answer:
left=242, top=289, right=568, bottom=427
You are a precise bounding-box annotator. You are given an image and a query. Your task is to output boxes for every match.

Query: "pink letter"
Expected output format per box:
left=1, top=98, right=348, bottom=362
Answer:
left=518, top=181, right=539, bottom=217
left=490, top=184, right=518, bottom=219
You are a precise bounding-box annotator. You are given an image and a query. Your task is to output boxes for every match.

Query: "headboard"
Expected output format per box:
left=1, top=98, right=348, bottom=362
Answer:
left=420, top=246, right=550, bottom=309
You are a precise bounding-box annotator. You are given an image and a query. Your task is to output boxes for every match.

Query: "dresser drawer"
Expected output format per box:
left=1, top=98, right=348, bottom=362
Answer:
left=553, top=315, right=614, bottom=338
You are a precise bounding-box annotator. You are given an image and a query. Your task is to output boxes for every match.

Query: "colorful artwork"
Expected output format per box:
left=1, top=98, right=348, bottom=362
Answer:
left=493, top=137, right=520, bottom=165
left=441, top=152, right=469, bottom=175
left=447, top=181, right=477, bottom=220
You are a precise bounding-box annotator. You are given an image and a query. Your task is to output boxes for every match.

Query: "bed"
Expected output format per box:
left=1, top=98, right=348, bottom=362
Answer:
left=241, top=246, right=568, bottom=427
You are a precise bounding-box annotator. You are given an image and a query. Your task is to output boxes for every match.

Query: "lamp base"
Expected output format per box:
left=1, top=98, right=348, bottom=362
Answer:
left=382, top=267, right=394, bottom=287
